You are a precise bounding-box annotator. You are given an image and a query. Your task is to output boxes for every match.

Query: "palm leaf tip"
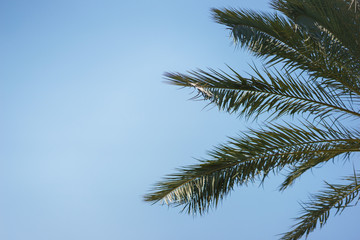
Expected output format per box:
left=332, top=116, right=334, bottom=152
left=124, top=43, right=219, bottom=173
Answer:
left=143, top=161, right=240, bottom=215
left=280, top=171, right=360, bottom=240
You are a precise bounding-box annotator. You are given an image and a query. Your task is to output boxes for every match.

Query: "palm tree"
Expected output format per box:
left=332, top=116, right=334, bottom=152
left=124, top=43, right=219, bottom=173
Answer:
left=144, top=0, right=360, bottom=239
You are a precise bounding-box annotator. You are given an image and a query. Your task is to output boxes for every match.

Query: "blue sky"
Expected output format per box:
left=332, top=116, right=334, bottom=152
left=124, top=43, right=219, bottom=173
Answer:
left=1, top=0, right=359, bottom=239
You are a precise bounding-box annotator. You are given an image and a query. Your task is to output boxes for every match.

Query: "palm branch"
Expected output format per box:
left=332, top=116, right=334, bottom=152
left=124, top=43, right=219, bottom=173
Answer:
left=145, top=0, right=360, bottom=239
left=212, top=2, right=360, bottom=95
left=164, top=66, right=360, bottom=120
left=280, top=171, right=360, bottom=240
left=145, top=122, right=360, bottom=214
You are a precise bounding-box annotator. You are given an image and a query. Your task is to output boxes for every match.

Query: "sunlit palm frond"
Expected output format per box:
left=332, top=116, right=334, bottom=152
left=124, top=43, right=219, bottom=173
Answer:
left=272, top=0, right=360, bottom=58
left=212, top=6, right=360, bottom=95
left=272, top=0, right=360, bottom=95
left=280, top=171, right=360, bottom=240
left=147, top=0, right=360, bottom=238
left=212, top=8, right=311, bottom=68
left=144, top=123, right=360, bottom=214
left=279, top=150, right=354, bottom=191
left=144, top=159, right=244, bottom=215
left=165, top=67, right=360, bottom=120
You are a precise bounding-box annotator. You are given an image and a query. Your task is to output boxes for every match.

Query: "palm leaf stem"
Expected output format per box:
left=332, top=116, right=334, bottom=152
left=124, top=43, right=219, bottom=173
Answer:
left=172, top=76, right=360, bottom=118
left=146, top=143, right=360, bottom=205
left=214, top=86, right=360, bottom=118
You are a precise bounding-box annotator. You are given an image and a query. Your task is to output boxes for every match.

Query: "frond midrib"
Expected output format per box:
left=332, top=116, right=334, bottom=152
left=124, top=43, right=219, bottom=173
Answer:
left=152, top=140, right=360, bottom=203
left=201, top=83, right=360, bottom=118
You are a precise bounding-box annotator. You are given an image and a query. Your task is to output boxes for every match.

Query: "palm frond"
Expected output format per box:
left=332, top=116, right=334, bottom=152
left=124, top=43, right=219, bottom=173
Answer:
left=165, top=67, right=360, bottom=120
left=272, top=0, right=360, bottom=58
left=271, top=0, right=360, bottom=95
left=279, top=150, right=353, bottom=191
left=148, top=0, right=360, bottom=238
left=280, top=171, right=360, bottom=240
left=212, top=8, right=311, bottom=68
left=212, top=6, right=360, bottom=95
left=144, top=123, right=360, bottom=214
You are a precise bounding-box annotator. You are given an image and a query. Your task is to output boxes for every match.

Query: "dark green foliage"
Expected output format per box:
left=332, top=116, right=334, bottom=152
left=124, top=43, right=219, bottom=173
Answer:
left=165, top=67, right=360, bottom=120
left=145, top=0, right=360, bottom=239
left=280, top=172, right=360, bottom=240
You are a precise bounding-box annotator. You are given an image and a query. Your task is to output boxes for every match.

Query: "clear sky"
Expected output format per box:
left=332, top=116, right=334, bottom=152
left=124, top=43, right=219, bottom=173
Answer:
left=1, top=0, right=359, bottom=239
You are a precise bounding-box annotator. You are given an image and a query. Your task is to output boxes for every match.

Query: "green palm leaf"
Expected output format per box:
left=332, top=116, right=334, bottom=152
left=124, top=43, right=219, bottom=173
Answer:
left=165, top=66, right=360, bottom=120
left=280, top=171, right=360, bottom=240
left=272, top=0, right=360, bottom=58
left=144, top=123, right=360, bottom=214
left=147, top=0, right=360, bottom=238
left=212, top=5, right=360, bottom=95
